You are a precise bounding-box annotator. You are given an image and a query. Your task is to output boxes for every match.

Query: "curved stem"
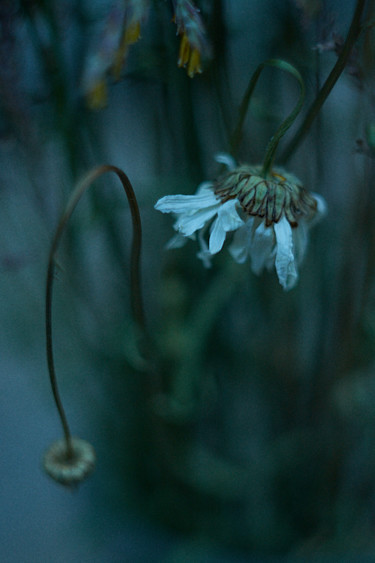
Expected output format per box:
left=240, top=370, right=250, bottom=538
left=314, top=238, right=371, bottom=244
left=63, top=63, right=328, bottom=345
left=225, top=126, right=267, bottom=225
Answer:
left=229, top=59, right=305, bottom=176
left=261, top=61, right=305, bottom=176
left=229, top=62, right=265, bottom=158
left=281, top=0, right=367, bottom=163
left=46, top=165, right=144, bottom=450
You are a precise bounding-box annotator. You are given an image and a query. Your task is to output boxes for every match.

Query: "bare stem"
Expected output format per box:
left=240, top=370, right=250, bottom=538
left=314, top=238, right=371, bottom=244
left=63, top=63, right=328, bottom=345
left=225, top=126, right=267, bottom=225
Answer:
left=45, top=165, right=144, bottom=450
left=280, top=0, right=367, bottom=163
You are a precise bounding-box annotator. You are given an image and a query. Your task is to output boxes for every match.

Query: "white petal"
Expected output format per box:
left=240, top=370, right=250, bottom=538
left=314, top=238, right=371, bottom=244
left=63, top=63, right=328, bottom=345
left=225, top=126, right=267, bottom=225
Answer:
left=155, top=186, right=222, bottom=237
left=196, top=231, right=212, bottom=268
left=274, top=217, right=298, bottom=290
left=217, top=199, right=244, bottom=231
left=166, top=233, right=189, bottom=249
left=209, top=217, right=227, bottom=254
left=208, top=200, right=243, bottom=254
left=250, top=221, right=275, bottom=275
left=154, top=188, right=218, bottom=215
left=174, top=205, right=219, bottom=237
left=214, top=153, right=236, bottom=170
left=310, top=192, right=327, bottom=225
left=229, top=223, right=250, bottom=264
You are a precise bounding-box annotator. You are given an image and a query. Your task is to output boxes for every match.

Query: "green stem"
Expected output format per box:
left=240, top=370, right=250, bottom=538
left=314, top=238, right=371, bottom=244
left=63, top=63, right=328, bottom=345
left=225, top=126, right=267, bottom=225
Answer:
left=261, top=61, right=305, bottom=176
left=167, top=261, right=244, bottom=418
left=229, top=60, right=305, bottom=176
left=46, top=165, right=144, bottom=449
left=281, top=0, right=367, bottom=163
left=229, top=63, right=264, bottom=159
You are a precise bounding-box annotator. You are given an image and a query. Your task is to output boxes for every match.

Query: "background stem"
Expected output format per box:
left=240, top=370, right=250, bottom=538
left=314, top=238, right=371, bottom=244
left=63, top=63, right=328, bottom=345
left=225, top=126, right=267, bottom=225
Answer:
left=280, top=0, right=367, bottom=163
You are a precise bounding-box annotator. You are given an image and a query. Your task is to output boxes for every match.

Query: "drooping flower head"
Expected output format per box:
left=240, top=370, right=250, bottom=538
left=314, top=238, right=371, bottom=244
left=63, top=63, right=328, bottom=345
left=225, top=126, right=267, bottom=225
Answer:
left=214, top=164, right=319, bottom=228
left=155, top=155, right=326, bottom=290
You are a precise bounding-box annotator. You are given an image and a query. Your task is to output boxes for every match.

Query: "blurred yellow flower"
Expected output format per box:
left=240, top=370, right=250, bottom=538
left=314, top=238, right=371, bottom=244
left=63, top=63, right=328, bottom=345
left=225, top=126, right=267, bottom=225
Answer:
left=82, top=0, right=149, bottom=109
left=178, top=32, right=202, bottom=77
left=173, top=0, right=210, bottom=77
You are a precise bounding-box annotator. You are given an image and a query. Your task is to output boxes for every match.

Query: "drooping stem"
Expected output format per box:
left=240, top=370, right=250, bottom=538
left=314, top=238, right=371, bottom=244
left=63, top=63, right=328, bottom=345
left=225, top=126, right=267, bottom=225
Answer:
left=261, top=61, right=305, bottom=176
left=229, top=59, right=305, bottom=176
left=281, top=0, right=367, bottom=163
left=229, top=62, right=265, bottom=158
left=45, top=165, right=144, bottom=452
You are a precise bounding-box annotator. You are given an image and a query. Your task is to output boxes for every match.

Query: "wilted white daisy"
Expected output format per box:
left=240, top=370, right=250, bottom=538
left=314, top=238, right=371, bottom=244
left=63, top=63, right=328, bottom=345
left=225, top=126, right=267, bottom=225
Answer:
left=155, top=155, right=326, bottom=290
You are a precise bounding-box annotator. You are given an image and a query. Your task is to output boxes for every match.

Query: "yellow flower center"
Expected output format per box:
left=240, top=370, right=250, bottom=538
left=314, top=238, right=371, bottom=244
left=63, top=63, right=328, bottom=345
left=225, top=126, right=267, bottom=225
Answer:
left=272, top=172, right=287, bottom=182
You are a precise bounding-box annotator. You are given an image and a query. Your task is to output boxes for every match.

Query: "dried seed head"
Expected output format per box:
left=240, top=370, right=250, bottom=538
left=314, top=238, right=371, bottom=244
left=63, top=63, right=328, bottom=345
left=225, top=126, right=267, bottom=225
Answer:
left=43, top=437, right=96, bottom=487
left=214, top=165, right=318, bottom=228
